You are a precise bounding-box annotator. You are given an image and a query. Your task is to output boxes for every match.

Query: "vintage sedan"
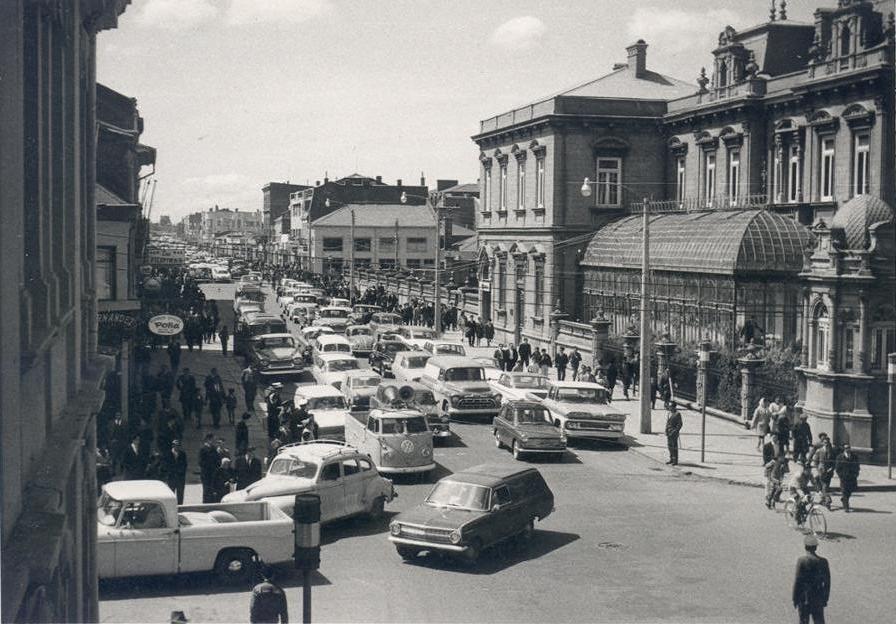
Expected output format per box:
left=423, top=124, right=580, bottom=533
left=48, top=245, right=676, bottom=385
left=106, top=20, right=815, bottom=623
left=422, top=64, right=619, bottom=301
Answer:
left=311, top=352, right=363, bottom=389
left=223, top=441, right=396, bottom=522
left=395, top=325, right=437, bottom=349
left=422, top=340, right=467, bottom=358
left=342, top=370, right=383, bottom=410
left=540, top=382, right=627, bottom=442
left=388, top=464, right=554, bottom=563
left=287, top=301, right=318, bottom=325
left=493, top=401, right=566, bottom=460
left=297, top=325, right=335, bottom=351
left=391, top=350, right=432, bottom=384
left=369, top=337, right=409, bottom=377
left=292, top=385, right=352, bottom=439
left=345, top=324, right=376, bottom=356
left=246, top=333, right=304, bottom=378
left=489, top=372, right=552, bottom=402
left=349, top=304, right=382, bottom=325
left=473, top=357, right=503, bottom=382
left=368, top=312, right=403, bottom=337
left=313, top=306, right=352, bottom=332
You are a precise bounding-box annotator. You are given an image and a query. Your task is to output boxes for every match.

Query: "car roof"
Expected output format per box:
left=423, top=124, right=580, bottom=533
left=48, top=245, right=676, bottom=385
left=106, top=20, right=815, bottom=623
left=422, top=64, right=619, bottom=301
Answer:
left=302, top=326, right=334, bottom=335
left=294, top=384, right=344, bottom=398
left=346, top=324, right=371, bottom=330
left=103, top=480, right=174, bottom=501
left=277, top=441, right=356, bottom=461
left=508, top=372, right=548, bottom=379
left=244, top=314, right=282, bottom=323
left=395, top=350, right=428, bottom=359
left=254, top=333, right=295, bottom=340
left=317, top=352, right=356, bottom=361
left=446, top=464, right=539, bottom=488
left=553, top=381, right=605, bottom=389
left=317, top=334, right=350, bottom=343
left=345, top=370, right=381, bottom=381
left=320, top=306, right=351, bottom=312
left=427, top=355, right=481, bottom=367
left=372, top=312, right=400, bottom=318
left=504, top=399, right=546, bottom=409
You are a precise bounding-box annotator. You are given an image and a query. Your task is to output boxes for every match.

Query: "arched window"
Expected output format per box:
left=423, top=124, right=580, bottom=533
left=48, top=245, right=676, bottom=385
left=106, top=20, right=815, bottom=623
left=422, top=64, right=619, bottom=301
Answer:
left=840, top=24, right=851, bottom=57
left=813, top=303, right=829, bottom=369
left=718, top=60, right=728, bottom=87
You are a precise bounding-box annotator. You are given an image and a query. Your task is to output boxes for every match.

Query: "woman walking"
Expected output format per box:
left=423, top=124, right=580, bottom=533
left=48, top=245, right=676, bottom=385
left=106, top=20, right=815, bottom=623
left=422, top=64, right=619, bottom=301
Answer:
left=751, top=397, right=771, bottom=451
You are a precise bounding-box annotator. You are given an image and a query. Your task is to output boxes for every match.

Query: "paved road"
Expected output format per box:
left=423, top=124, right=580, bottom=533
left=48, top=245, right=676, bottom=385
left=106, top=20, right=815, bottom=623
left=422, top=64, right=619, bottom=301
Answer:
left=99, top=284, right=896, bottom=623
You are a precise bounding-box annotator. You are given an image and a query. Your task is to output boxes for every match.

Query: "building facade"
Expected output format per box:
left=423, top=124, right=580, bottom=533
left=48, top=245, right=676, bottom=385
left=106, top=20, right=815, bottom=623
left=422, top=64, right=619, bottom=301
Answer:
left=308, top=204, right=436, bottom=274
left=262, top=181, right=309, bottom=243
left=472, top=40, right=694, bottom=346
left=0, top=1, right=133, bottom=621
left=288, top=174, right=428, bottom=268
left=199, top=206, right=263, bottom=245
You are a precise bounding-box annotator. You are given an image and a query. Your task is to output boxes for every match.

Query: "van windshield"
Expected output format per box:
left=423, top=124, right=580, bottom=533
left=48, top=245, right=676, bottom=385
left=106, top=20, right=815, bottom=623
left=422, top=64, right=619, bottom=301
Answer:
left=306, top=396, right=347, bottom=410
left=268, top=457, right=318, bottom=478
left=445, top=367, right=485, bottom=382
left=380, top=416, right=428, bottom=435
left=425, top=480, right=490, bottom=511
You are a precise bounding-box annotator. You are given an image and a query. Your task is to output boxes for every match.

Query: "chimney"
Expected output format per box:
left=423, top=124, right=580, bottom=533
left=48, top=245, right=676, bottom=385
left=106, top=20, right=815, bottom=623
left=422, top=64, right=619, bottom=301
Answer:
left=625, top=40, right=648, bottom=78
left=420, top=172, right=426, bottom=187
left=397, top=179, right=403, bottom=187
left=315, top=180, right=320, bottom=186
left=375, top=175, right=382, bottom=184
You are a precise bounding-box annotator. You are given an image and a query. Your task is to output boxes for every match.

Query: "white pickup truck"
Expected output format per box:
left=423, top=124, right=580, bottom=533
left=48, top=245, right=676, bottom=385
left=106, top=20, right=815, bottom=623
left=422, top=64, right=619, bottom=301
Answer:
left=97, top=480, right=294, bottom=584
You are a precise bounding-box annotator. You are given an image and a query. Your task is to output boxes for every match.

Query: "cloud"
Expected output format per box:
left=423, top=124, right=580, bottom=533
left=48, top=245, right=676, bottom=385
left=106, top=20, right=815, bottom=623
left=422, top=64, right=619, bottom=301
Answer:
left=225, top=0, right=332, bottom=26
left=183, top=173, right=254, bottom=190
left=133, top=0, right=219, bottom=30
left=489, top=16, right=546, bottom=51
left=626, top=7, right=742, bottom=57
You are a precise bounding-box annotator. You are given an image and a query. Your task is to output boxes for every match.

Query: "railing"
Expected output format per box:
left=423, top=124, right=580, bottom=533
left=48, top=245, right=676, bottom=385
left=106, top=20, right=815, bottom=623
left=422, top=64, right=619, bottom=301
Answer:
left=627, top=193, right=769, bottom=215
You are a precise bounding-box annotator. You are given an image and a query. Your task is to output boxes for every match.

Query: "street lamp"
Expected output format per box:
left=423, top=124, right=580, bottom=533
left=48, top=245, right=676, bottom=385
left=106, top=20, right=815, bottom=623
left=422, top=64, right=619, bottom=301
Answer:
left=581, top=177, right=652, bottom=433
left=697, top=339, right=713, bottom=463
left=401, top=190, right=447, bottom=335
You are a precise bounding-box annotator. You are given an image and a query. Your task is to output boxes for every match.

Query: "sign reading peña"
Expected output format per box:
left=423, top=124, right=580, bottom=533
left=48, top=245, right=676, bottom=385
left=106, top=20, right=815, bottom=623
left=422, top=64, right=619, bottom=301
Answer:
left=148, top=314, right=184, bottom=336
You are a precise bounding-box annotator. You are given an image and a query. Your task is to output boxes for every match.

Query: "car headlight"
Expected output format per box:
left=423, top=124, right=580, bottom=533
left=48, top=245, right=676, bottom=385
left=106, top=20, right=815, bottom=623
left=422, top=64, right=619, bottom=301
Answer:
left=259, top=360, right=270, bottom=369
left=566, top=421, right=577, bottom=429
left=390, top=522, right=401, bottom=536
left=440, top=416, right=449, bottom=423
left=449, top=530, right=462, bottom=544
left=491, top=393, right=502, bottom=403
left=450, top=395, right=462, bottom=407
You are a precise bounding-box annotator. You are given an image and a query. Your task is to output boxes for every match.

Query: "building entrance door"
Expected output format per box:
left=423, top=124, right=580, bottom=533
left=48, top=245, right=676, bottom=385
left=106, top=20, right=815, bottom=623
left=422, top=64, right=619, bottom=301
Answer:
left=514, top=279, right=524, bottom=345
left=481, top=289, right=491, bottom=321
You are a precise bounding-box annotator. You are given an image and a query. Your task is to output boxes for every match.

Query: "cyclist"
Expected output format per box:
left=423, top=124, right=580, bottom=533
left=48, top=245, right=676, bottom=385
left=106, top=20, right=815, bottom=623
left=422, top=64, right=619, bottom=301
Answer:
left=787, top=461, right=813, bottom=524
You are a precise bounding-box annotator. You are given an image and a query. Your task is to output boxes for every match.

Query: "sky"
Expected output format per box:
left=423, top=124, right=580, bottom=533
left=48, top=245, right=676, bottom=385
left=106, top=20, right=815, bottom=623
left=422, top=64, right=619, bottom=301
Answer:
left=96, top=0, right=821, bottom=222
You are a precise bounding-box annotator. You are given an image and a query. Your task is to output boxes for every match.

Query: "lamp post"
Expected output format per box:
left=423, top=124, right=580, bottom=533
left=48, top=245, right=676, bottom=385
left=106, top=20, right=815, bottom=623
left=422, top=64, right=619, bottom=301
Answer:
left=697, top=339, right=713, bottom=463
left=582, top=179, right=652, bottom=433
left=402, top=191, right=445, bottom=336
left=888, top=352, right=895, bottom=479
left=293, top=494, right=321, bottom=624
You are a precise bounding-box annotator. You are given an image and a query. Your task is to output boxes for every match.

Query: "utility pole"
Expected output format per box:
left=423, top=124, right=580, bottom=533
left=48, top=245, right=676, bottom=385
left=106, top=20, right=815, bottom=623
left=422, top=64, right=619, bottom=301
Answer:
left=394, top=219, right=399, bottom=268
left=639, top=198, right=652, bottom=434
left=434, top=204, right=442, bottom=336
left=888, top=352, right=895, bottom=479
left=349, top=209, right=355, bottom=304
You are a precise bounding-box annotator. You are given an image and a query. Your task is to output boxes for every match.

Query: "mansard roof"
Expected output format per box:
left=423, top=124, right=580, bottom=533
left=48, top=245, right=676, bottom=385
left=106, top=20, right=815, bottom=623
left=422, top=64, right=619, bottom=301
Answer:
left=581, top=209, right=814, bottom=275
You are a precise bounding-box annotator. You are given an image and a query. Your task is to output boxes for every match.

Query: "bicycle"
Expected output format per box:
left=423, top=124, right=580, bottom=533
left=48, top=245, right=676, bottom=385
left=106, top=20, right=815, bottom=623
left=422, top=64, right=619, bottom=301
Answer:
left=783, top=493, right=827, bottom=537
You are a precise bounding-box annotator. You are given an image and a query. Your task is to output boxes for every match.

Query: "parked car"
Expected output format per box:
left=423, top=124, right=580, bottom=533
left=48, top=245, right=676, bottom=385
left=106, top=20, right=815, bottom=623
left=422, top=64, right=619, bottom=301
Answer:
left=98, top=480, right=293, bottom=584
left=368, top=312, right=403, bottom=337
left=395, top=325, right=437, bottom=349
left=292, top=385, right=352, bottom=439
left=222, top=441, right=396, bottom=523
left=233, top=290, right=265, bottom=317
left=342, top=370, right=383, bottom=410
left=422, top=340, right=467, bottom=358
left=311, top=352, right=363, bottom=389
left=418, top=356, right=502, bottom=420
left=234, top=313, right=287, bottom=357
left=493, top=400, right=566, bottom=460
left=473, top=356, right=502, bottom=382
left=344, top=407, right=435, bottom=475
left=345, top=324, right=376, bottom=356
left=540, top=382, right=627, bottom=441
left=313, top=334, right=352, bottom=357
left=369, top=382, right=450, bottom=440
left=313, top=306, right=352, bottom=332
left=490, top=372, right=552, bottom=402
left=388, top=464, right=554, bottom=563
left=211, top=267, right=232, bottom=283
left=246, top=333, right=304, bottom=378
left=349, top=304, right=382, bottom=325
left=391, top=350, right=432, bottom=384
left=287, top=301, right=318, bottom=325
left=369, top=337, right=409, bottom=376
left=297, top=325, right=335, bottom=351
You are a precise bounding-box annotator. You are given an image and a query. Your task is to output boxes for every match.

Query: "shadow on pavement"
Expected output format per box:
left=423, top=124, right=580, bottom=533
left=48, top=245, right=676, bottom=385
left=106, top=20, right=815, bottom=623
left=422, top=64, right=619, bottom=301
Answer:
left=819, top=531, right=857, bottom=542
left=400, top=529, right=580, bottom=576
left=99, top=565, right=330, bottom=600
left=569, top=439, right=630, bottom=453
left=847, top=507, right=892, bottom=514
left=320, top=511, right=399, bottom=545
left=675, top=462, right=717, bottom=470
left=437, top=434, right=468, bottom=449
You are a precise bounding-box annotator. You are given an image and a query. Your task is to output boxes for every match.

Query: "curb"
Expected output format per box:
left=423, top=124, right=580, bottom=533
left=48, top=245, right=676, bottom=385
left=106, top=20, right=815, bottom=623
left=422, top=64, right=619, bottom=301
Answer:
left=626, top=443, right=766, bottom=490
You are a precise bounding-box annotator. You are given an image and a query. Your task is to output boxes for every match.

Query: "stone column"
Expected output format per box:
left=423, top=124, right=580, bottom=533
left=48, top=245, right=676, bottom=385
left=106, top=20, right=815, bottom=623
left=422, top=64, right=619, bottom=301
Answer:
left=738, top=347, right=766, bottom=428
left=655, top=332, right=676, bottom=380
left=549, top=307, right=568, bottom=359
left=623, top=327, right=639, bottom=362
left=801, top=291, right=811, bottom=367
left=590, top=315, right=611, bottom=370
left=858, top=294, right=868, bottom=374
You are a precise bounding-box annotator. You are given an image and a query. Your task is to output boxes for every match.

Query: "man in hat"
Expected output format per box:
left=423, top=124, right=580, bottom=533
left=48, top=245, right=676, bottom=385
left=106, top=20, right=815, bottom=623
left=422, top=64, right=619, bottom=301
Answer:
left=199, top=434, right=219, bottom=503
left=665, top=402, right=682, bottom=466
left=234, top=447, right=263, bottom=490
left=250, top=564, right=289, bottom=623
left=266, top=384, right=284, bottom=441
left=165, top=439, right=188, bottom=505
left=792, top=413, right=813, bottom=463
left=835, top=442, right=860, bottom=512
left=792, top=534, right=830, bottom=624
left=241, top=364, right=258, bottom=412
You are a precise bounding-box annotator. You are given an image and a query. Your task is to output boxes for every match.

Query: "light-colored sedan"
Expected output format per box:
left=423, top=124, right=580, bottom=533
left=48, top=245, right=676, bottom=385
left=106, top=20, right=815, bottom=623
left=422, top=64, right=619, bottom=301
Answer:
left=391, top=351, right=432, bottom=384
left=422, top=340, right=467, bottom=358
left=342, top=370, right=383, bottom=410
left=311, top=352, right=363, bottom=390
left=489, top=372, right=552, bottom=402
left=345, top=325, right=375, bottom=356
left=473, top=356, right=503, bottom=382
left=395, top=325, right=437, bottom=349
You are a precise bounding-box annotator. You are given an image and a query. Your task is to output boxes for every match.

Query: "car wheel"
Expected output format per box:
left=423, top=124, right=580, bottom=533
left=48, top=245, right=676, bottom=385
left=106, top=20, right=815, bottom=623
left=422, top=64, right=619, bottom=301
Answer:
left=493, top=430, right=502, bottom=449
left=214, top=549, right=255, bottom=586
left=512, top=440, right=523, bottom=461
left=519, top=518, right=535, bottom=543
left=368, top=496, right=386, bottom=519
left=441, top=400, right=450, bottom=415
left=396, top=546, right=418, bottom=561
left=462, top=538, right=483, bottom=565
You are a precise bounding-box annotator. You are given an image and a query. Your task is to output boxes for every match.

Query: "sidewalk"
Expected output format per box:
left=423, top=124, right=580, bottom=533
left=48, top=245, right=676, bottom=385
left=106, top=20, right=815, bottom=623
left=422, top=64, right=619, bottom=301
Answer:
left=446, top=330, right=895, bottom=491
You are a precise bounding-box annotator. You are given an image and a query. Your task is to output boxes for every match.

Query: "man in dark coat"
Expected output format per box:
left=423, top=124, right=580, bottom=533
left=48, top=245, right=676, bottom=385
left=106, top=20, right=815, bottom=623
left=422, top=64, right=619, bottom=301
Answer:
left=242, top=365, right=258, bottom=412
left=665, top=403, right=683, bottom=466
left=234, top=448, right=263, bottom=490
left=569, top=348, right=582, bottom=381
left=266, top=384, right=283, bottom=441
left=199, top=434, right=219, bottom=504
left=792, top=413, right=813, bottom=463
left=121, top=435, right=145, bottom=480
left=555, top=348, right=569, bottom=382
left=792, top=535, right=830, bottom=624
left=164, top=439, right=188, bottom=505
left=177, top=368, right=197, bottom=423
left=250, top=566, right=289, bottom=623
left=205, top=368, right=224, bottom=428
left=508, top=344, right=519, bottom=371
left=518, top=339, right=532, bottom=369
left=166, top=339, right=181, bottom=371
left=834, top=443, right=860, bottom=512
left=605, top=360, right=618, bottom=399
left=235, top=412, right=251, bottom=454
left=219, top=325, right=230, bottom=356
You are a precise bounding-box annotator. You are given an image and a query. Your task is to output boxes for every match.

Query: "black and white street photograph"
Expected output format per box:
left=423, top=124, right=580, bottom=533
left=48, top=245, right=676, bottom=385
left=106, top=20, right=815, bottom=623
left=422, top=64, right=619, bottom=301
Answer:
left=1, top=1, right=895, bottom=623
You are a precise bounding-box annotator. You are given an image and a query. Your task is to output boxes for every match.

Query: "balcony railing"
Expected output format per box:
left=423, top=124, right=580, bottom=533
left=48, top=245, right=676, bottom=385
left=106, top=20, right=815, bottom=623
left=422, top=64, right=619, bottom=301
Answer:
left=626, top=193, right=769, bottom=215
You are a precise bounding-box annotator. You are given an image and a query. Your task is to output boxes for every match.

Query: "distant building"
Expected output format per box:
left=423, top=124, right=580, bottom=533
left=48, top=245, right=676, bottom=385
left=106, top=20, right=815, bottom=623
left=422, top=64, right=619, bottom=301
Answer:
left=308, top=204, right=436, bottom=274
left=433, top=180, right=479, bottom=231
left=262, top=181, right=309, bottom=242
left=179, top=212, right=203, bottom=243
left=288, top=174, right=428, bottom=267
left=199, top=206, right=263, bottom=244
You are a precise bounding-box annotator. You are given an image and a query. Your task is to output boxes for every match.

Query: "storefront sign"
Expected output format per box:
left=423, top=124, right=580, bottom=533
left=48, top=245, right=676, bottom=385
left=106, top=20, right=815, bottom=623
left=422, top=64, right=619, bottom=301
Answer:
left=148, top=314, right=184, bottom=336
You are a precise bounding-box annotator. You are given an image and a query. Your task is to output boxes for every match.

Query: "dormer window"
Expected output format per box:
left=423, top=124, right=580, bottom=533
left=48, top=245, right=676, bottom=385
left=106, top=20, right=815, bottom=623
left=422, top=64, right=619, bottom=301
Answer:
left=839, top=24, right=851, bottom=57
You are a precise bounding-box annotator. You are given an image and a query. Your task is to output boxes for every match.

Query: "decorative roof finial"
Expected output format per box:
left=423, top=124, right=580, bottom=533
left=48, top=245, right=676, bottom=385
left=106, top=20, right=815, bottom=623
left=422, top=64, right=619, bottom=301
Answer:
left=779, top=0, right=787, bottom=21
left=697, top=67, right=709, bottom=93
left=769, top=0, right=776, bottom=21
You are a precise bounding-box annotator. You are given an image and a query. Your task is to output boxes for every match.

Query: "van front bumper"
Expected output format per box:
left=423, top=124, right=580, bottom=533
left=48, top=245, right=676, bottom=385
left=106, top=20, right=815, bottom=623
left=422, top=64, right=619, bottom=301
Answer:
left=388, top=536, right=467, bottom=552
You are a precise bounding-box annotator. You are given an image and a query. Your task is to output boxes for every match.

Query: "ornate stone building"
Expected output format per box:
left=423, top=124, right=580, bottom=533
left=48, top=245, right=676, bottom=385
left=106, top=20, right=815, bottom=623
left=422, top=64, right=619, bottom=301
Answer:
left=1, top=0, right=133, bottom=622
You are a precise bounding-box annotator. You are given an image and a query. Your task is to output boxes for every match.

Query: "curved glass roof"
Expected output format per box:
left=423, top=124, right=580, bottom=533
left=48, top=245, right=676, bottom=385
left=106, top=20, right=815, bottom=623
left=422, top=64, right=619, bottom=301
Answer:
left=581, top=210, right=814, bottom=275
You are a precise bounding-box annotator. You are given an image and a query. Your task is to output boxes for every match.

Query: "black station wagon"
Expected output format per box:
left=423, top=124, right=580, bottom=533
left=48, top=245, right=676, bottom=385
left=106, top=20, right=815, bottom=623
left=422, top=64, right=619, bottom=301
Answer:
left=388, top=464, right=554, bottom=563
